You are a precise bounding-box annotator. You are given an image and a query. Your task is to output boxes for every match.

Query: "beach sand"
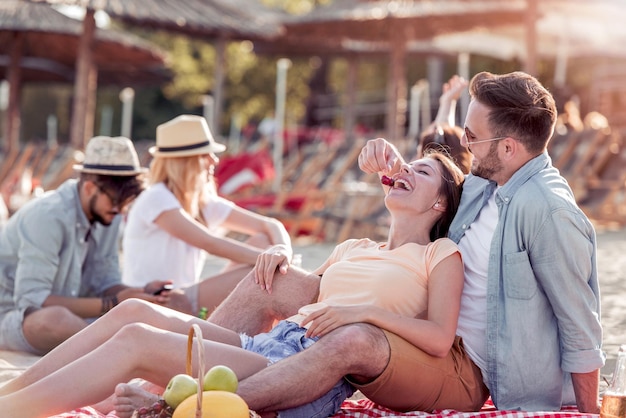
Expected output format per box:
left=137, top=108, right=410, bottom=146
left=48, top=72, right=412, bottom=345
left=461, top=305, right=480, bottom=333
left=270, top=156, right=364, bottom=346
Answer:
left=592, top=226, right=626, bottom=379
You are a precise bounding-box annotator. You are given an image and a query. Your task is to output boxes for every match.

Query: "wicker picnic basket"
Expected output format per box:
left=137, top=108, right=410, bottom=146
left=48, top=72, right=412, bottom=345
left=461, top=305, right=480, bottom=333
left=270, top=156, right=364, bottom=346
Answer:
left=182, top=324, right=260, bottom=418
left=186, top=323, right=206, bottom=418
left=132, top=324, right=260, bottom=418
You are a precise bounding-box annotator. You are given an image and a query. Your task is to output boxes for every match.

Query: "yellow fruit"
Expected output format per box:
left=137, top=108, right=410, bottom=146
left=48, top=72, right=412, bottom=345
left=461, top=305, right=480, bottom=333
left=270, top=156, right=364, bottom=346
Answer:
left=203, top=365, right=238, bottom=393
left=172, top=390, right=249, bottom=418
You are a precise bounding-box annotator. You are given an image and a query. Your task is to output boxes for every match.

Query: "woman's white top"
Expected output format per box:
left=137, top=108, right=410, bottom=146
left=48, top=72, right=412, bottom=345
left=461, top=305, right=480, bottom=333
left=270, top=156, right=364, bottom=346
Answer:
left=122, top=182, right=234, bottom=288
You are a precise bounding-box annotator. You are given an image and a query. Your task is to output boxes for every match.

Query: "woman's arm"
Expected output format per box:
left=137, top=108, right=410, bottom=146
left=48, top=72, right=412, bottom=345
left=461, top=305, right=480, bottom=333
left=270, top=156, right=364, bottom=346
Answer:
left=219, top=205, right=295, bottom=291
left=302, top=252, right=464, bottom=358
left=219, top=205, right=292, bottom=251
left=154, top=208, right=262, bottom=265
left=368, top=252, right=463, bottom=357
left=433, top=75, right=468, bottom=127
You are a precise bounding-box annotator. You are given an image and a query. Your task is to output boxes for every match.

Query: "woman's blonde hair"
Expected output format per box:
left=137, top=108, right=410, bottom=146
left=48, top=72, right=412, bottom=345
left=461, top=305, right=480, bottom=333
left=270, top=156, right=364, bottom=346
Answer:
left=149, top=155, right=212, bottom=218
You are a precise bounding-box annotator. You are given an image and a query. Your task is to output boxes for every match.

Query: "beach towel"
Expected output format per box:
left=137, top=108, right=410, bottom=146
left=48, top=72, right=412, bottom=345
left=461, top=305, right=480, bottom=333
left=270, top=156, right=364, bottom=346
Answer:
left=48, top=398, right=598, bottom=418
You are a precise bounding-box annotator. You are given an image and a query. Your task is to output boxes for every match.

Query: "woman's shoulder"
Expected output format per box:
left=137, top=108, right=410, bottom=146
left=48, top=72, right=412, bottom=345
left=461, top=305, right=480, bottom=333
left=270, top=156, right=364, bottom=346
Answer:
left=145, top=182, right=171, bottom=195
left=427, top=237, right=460, bottom=256
left=129, top=182, right=180, bottom=216
left=136, top=183, right=176, bottom=203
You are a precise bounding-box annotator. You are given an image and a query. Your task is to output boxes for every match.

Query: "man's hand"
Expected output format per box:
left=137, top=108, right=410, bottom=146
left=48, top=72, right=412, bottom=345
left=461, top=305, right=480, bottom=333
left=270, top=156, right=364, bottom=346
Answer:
left=142, top=280, right=174, bottom=296
left=572, top=370, right=601, bottom=413
left=116, top=283, right=170, bottom=305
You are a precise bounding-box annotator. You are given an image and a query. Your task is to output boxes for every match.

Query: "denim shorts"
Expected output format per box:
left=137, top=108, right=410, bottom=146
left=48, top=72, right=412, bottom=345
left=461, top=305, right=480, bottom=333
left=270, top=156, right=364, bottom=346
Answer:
left=241, top=320, right=355, bottom=418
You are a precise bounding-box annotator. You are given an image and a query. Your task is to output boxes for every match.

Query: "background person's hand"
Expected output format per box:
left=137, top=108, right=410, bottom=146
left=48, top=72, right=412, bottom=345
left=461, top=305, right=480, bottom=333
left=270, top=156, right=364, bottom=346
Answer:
left=440, top=75, right=468, bottom=104
left=116, top=285, right=169, bottom=305
left=142, top=280, right=174, bottom=296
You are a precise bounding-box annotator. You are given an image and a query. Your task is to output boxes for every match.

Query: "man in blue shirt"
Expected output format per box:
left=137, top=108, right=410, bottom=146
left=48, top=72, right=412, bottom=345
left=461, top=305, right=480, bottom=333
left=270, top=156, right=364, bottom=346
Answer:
left=0, top=136, right=172, bottom=354
left=207, top=71, right=603, bottom=414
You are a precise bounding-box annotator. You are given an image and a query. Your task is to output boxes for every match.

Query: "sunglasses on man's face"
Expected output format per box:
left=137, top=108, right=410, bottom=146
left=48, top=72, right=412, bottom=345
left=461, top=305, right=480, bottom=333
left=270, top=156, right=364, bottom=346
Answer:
left=96, top=184, right=123, bottom=208
left=463, top=127, right=507, bottom=146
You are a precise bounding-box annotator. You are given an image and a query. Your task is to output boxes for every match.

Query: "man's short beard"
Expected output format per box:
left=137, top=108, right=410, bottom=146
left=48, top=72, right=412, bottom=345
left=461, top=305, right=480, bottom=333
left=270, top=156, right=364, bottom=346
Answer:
left=88, top=195, right=113, bottom=226
left=471, top=141, right=503, bottom=180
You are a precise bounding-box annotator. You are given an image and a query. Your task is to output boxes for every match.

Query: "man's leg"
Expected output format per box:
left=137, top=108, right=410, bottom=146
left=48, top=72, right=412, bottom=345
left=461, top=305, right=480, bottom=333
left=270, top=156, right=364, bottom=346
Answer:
left=22, top=306, right=88, bottom=353
left=237, top=323, right=390, bottom=413
left=191, top=265, right=254, bottom=314
left=208, top=267, right=320, bottom=335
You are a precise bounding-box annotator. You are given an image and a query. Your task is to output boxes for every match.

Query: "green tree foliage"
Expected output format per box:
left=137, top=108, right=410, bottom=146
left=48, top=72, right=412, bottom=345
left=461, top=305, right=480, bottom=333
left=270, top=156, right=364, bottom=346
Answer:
left=142, top=31, right=316, bottom=138
left=128, top=0, right=337, bottom=138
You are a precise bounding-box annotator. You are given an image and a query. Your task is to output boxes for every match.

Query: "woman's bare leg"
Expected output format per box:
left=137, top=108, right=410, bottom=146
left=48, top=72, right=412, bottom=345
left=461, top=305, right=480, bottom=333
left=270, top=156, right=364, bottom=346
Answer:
left=0, top=299, right=240, bottom=395
left=0, top=322, right=268, bottom=418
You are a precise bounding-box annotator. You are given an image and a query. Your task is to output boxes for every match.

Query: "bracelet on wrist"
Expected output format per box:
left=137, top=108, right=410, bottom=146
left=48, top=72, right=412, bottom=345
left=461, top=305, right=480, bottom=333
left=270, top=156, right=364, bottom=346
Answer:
left=100, top=295, right=119, bottom=316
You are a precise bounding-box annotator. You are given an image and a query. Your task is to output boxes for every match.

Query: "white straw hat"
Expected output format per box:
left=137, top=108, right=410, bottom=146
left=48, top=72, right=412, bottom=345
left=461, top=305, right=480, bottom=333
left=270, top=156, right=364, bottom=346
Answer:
left=73, top=136, right=148, bottom=176
left=150, top=114, right=226, bottom=158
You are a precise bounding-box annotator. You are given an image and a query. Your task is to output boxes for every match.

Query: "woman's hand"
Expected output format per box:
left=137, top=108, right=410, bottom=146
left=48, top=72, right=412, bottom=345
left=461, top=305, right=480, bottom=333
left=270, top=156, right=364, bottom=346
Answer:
left=358, top=138, right=403, bottom=175
left=253, top=244, right=292, bottom=293
left=301, top=305, right=370, bottom=338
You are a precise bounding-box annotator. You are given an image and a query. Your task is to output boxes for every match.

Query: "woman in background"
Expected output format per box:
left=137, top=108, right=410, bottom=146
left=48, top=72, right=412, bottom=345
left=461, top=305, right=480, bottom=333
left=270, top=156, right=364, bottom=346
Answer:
left=416, top=75, right=472, bottom=174
left=122, top=114, right=292, bottom=314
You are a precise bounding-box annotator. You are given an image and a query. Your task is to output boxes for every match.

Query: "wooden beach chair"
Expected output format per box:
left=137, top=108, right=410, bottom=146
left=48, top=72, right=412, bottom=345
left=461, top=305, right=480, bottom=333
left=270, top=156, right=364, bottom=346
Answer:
left=225, top=140, right=344, bottom=239
left=577, top=130, right=626, bottom=225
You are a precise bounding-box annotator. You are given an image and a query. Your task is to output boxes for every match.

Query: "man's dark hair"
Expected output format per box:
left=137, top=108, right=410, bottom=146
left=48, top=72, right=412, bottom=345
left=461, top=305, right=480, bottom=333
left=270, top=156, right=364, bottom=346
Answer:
left=469, top=71, right=557, bottom=155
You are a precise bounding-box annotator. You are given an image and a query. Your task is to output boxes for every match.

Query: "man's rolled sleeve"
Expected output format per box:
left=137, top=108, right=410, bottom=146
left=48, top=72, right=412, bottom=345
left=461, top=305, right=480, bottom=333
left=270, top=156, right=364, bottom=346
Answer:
left=533, top=209, right=604, bottom=373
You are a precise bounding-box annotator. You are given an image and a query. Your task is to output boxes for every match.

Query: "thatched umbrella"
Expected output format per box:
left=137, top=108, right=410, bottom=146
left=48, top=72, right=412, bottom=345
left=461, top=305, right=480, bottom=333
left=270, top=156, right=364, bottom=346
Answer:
left=28, top=0, right=286, bottom=141
left=61, top=0, right=284, bottom=39
left=0, top=0, right=169, bottom=157
left=431, top=0, right=626, bottom=87
left=267, top=0, right=528, bottom=141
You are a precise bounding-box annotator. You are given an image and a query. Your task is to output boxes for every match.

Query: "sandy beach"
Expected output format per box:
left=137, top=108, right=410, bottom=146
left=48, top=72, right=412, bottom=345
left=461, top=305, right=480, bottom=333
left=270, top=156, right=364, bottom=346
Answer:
left=590, top=226, right=626, bottom=379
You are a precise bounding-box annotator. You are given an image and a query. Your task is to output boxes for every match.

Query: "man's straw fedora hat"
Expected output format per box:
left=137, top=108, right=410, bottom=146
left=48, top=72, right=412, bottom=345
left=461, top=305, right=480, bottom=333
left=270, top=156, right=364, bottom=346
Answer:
left=73, top=136, right=148, bottom=176
left=150, top=114, right=226, bottom=158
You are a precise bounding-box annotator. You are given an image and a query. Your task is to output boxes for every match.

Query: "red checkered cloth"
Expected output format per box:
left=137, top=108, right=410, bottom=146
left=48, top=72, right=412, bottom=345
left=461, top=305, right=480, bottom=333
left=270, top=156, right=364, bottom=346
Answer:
left=333, top=398, right=597, bottom=418
left=48, top=398, right=598, bottom=418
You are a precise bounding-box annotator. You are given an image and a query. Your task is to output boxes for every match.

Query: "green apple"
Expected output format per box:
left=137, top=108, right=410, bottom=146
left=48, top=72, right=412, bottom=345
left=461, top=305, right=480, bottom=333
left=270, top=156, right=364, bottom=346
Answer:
left=163, top=373, right=198, bottom=409
left=203, top=365, right=238, bottom=393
